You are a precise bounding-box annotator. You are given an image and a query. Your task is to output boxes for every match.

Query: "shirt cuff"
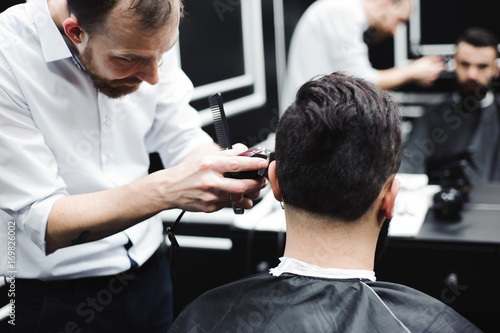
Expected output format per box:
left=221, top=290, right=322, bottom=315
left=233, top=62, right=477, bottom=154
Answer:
left=16, top=192, right=67, bottom=255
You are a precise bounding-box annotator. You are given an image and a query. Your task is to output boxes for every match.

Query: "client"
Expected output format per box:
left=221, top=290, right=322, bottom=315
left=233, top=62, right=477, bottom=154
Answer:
left=168, top=73, right=482, bottom=332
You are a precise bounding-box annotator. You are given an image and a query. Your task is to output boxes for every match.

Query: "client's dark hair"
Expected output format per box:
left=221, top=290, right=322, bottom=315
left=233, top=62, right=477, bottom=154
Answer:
left=275, top=72, right=402, bottom=221
left=67, top=0, right=183, bottom=36
left=456, top=27, right=499, bottom=56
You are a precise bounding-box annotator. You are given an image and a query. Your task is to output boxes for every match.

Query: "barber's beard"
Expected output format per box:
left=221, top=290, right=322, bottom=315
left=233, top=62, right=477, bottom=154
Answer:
left=363, top=27, right=389, bottom=45
left=80, top=47, right=142, bottom=99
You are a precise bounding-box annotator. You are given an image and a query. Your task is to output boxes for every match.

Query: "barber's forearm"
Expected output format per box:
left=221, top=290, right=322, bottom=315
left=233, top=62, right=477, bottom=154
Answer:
left=44, top=145, right=218, bottom=254
left=45, top=175, right=165, bottom=254
left=45, top=143, right=262, bottom=254
left=378, top=57, right=444, bottom=90
left=376, top=67, right=410, bottom=90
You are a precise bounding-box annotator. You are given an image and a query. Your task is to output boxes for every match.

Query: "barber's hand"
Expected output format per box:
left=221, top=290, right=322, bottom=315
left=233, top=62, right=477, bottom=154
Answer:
left=154, top=144, right=268, bottom=213
left=407, top=55, right=446, bottom=87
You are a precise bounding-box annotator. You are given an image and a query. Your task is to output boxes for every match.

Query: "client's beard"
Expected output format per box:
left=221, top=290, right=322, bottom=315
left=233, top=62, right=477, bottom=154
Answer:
left=80, top=47, right=142, bottom=99
left=458, top=80, right=489, bottom=101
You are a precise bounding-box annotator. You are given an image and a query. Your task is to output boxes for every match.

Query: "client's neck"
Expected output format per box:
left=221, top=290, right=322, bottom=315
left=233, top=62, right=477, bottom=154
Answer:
left=282, top=206, right=381, bottom=271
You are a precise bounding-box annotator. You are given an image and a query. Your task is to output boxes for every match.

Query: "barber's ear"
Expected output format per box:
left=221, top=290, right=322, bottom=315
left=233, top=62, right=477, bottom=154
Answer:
left=63, top=16, right=86, bottom=45
left=381, top=177, right=400, bottom=219
left=268, top=161, right=283, bottom=202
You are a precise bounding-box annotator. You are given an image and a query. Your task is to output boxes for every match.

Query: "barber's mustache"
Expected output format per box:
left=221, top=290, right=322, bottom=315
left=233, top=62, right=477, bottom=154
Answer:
left=111, top=77, right=143, bottom=87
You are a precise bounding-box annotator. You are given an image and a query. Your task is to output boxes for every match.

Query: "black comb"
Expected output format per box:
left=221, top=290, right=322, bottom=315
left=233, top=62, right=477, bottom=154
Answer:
left=208, top=93, right=244, bottom=214
left=208, top=93, right=232, bottom=150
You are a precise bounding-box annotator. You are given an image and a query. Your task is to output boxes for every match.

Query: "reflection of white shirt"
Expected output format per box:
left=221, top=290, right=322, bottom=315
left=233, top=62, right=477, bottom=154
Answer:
left=281, top=0, right=380, bottom=112
left=0, top=0, right=212, bottom=280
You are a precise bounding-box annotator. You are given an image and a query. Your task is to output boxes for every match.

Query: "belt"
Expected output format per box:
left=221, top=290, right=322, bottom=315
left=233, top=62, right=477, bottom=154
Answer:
left=15, top=242, right=168, bottom=292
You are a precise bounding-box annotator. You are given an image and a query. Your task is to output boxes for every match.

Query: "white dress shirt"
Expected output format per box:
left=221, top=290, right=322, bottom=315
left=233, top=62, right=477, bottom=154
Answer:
left=0, top=0, right=212, bottom=280
left=281, top=0, right=380, bottom=111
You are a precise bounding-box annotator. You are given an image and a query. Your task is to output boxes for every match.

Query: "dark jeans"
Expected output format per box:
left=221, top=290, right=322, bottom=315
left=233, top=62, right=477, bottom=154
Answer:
left=12, top=245, right=173, bottom=333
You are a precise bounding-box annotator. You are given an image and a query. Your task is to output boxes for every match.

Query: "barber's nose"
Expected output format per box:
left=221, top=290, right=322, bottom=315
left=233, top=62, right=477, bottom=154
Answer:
left=135, top=60, right=160, bottom=85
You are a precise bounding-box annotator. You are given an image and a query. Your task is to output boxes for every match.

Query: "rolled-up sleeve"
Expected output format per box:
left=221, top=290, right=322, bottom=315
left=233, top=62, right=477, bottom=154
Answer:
left=0, top=58, right=68, bottom=254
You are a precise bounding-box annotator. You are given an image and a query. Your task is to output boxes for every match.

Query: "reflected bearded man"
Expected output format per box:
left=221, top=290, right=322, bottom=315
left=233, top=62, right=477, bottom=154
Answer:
left=401, top=27, right=500, bottom=184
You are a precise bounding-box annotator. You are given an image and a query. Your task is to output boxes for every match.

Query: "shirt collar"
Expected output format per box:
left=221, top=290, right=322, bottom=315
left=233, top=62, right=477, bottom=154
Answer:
left=452, top=90, right=495, bottom=109
left=269, top=257, right=376, bottom=281
left=28, top=0, right=72, bottom=63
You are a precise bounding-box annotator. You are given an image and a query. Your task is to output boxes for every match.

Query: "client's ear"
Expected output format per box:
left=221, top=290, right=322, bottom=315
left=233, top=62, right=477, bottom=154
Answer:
left=268, top=161, right=283, bottom=202
left=381, top=177, right=400, bottom=219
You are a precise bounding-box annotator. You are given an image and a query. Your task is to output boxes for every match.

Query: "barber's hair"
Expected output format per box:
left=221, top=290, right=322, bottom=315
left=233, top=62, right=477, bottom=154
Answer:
left=275, top=72, right=402, bottom=221
left=456, top=27, right=499, bottom=56
left=67, top=0, right=183, bottom=36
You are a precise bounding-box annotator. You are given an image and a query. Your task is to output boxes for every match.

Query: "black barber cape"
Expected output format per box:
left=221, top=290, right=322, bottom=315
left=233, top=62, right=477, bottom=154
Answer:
left=168, top=272, right=481, bottom=333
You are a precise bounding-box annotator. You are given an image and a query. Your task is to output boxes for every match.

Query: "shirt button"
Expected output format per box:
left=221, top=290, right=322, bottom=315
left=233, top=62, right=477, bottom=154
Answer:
left=103, top=154, right=111, bottom=165
left=104, top=115, right=112, bottom=128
